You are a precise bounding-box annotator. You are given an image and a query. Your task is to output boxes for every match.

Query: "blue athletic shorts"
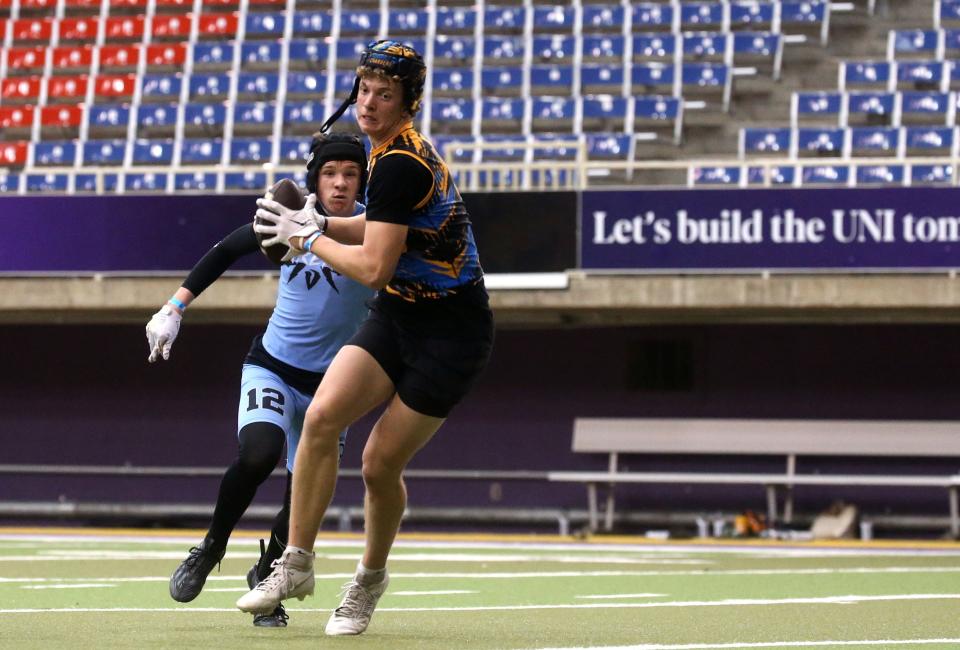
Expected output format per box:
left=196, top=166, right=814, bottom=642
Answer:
left=237, top=364, right=347, bottom=470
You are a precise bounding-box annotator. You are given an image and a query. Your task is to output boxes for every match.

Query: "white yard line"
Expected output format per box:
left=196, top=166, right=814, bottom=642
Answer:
left=530, top=640, right=960, bottom=650
left=576, top=594, right=666, bottom=599
left=1, top=593, right=959, bottom=614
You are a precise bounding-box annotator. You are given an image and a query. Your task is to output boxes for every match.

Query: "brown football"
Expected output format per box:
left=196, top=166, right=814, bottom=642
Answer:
left=256, top=177, right=307, bottom=265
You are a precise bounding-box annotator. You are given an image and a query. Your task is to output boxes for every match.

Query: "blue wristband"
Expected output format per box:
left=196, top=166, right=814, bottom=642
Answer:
left=168, top=296, right=186, bottom=311
left=302, top=232, right=322, bottom=253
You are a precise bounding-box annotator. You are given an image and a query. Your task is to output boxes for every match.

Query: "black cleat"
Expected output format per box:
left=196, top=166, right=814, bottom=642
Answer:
left=169, top=538, right=226, bottom=603
left=247, top=554, right=289, bottom=627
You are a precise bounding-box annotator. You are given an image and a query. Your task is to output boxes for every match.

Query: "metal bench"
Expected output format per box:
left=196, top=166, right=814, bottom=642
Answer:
left=548, top=418, right=960, bottom=536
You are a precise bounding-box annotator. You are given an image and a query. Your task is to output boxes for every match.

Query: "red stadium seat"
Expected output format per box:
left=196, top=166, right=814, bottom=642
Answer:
left=0, top=105, right=36, bottom=129
left=5, top=46, right=48, bottom=74
left=58, top=17, right=99, bottom=43
left=145, top=43, right=187, bottom=68
left=109, top=0, right=148, bottom=13
left=104, top=16, right=146, bottom=41
left=151, top=14, right=192, bottom=39
left=202, top=0, right=240, bottom=11
left=47, top=74, right=89, bottom=103
left=197, top=12, right=238, bottom=38
left=99, top=44, right=140, bottom=70
left=94, top=73, right=138, bottom=100
left=20, top=0, right=57, bottom=10
left=0, top=141, right=29, bottom=167
left=1, top=76, right=43, bottom=102
left=62, top=0, right=101, bottom=15
left=50, top=45, right=94, bottom=73
left=11, top=18, right=54, bottom=44
left=154, top=0, right=191, bottom=14
left=41, top=104, right=83, bottom=127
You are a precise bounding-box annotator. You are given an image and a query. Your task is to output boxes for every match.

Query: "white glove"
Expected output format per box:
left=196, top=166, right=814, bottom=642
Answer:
left=254, top=193, right=326, bottom=249
left=146, top=304, right=182, bottom=363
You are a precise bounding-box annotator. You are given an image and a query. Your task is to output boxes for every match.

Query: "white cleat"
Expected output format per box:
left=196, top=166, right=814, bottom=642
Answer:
left=236, top=549, right=315, bottom=614
left=324, top=572, right=390, bottom=636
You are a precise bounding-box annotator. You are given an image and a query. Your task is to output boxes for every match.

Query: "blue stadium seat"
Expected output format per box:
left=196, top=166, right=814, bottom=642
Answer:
left=900, top=91, right=953, bottom=125
left=241, top=42, right=282, bottom=70
left=0, top=173, right=20, bottom=192
left=75, top=173, right=118, bottom=192
left=681, top=63, right=731, bottom=110
left=796, top=127, right=845, bottom=156
left=938, top=0, right=960, bottom=28
left=889, top=29, right=943, bottom=60
left=279, top=136, right=311, bottom=163
left=856, top=164, right=905, bottom=185
left=288, top=39, right=328, bottom=70
left=436, top=7, right=476, bottom=34
left=581, top=64, right=626, bottom=95
left=792, top=91, right=843, bottom=125
left=245, top=12, right=284, bottom=38
left=26, top=173, right=69, bottom=192
left=532, top=35, right=574, bottom=64
left=839, top=61, right=893, bottom=91
left=632, top=62, right=677, bottom=94
left=184, top=103, right=227, bottom=135
left=634, top=96, right=683, bottom=144
left=432, top=68, right=474, bottom=97
left=481, top=67, right=523, bottom=97
left=582, top=5, right=625, bottom=33
left=193, top=43, right=236, bottom=71
left=334, top=69, right=357, bottom=94
left=430, top=98, right=476, bottom=133
left=236, top=72, right=280, bottom=99
left=781, top=1, right=829, bottom=44
left=530, top=65, right=574, bottom=95
left=911, top=163, right=953, bottom=184
left=733, top=32, right=783, bottom=78
left=846, top=91, right=896, bottom=125
left=801, top=164, right=849, bottom=185
left=233, top=102, right=276, bottom=134
left=904, top=125, right=956, bottom=153
left=124, top=172, right=168, bottom=191
left=283, top=102, right=322, bottom=133
left=87, top=104, right=131, bottom=135
left=33, top=141, right=76, bottom=166
left=132, top=139, right=174, bottom=165
left=293, top=11, right=331, bottom=37
left=189, top=73, right=230, bottom=101
left=633, top=33, right=678, bottom=61
left=83, top=140, right=127, bottom=165
left=739, top=127, right=792, bottom=156
left=484, top=6, right=526, bottom=33
left=140, top=73, right=183, bottom=102
left=175, top=172, right=218, bottom=191
left=897, top=60, right=948, bottom=91
left=945, top=28, right=960, bottom=56
left=531, top=97, right=575, bottom=132
left=632, top=3, right=675, bottom=31
left=533, top=6, right=575, bottom=33
left=136, top=103, right=178, bottom=135
left=691, top=165, right=742, bottom=186
left=339, top=10, right=380, bottom=36
left=849, top=126, right=902, bottom=155
left=730, top=1, right=775, bottom=30
left=582, top=35, right=625, bottom=63
left=335, top=38, right=369, bottom=68
left=531, top=133, right=580, bottom=161
left=231, top=137, right=273, bottom=164
left=287, top=72, right=326, bottom=99
left=429, top=134, right=477, bottom=163
left=180, top=139, right=224, bottom=164
left=224, top=171, right=268, bottom=190
left=434, top=35, right=476, bottom=67
left=388, top=8, right=429, bottom=34
left=680, top=2, right=725, bottom=31
left=480, top=97, right=524, bottom=132
left=483, top=36, right=525, bottom=64
left=478, top=134, right=527, bottom=162
left=582, top=96, right=629, bottom=132
left=586, top=132, right=632, bottom=160
left=683, top=32, right=731, bottom=61
left=746, top=165, right=795, bottom=186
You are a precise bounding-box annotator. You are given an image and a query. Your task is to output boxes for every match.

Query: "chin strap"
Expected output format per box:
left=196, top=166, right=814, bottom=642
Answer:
left=319, top=77, right=361, bottom=134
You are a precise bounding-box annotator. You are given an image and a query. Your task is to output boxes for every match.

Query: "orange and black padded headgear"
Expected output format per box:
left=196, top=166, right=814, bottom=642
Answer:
left=318, top=39, right=426, bottom=134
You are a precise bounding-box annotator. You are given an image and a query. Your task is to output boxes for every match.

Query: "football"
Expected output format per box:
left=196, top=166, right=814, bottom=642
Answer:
left=256, top=177, right=307, bottom=265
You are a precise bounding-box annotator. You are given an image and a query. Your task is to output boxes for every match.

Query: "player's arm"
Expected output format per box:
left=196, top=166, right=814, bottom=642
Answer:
left=297, top=153, right=432, bottom=289
left=146, top=225, right=259, bottom=362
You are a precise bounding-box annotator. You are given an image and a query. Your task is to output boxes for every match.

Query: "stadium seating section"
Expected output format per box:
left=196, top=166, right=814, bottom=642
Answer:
left=0, top=0, right=951, bottom=191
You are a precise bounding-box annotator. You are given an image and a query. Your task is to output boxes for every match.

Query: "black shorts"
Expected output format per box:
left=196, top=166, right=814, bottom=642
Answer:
left=347, top=284, right=494, bottom=418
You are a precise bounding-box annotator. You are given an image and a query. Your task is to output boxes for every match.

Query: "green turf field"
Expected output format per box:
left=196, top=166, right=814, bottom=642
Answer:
left=1, top=528, right=959, bottom=649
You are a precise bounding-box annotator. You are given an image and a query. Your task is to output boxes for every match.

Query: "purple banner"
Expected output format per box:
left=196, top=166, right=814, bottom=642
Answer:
left=1, top=194, right=273, bottom=272
left=581, top=187, right=960, bottom=271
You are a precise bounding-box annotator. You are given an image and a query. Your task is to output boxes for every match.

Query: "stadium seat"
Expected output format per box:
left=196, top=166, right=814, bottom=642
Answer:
left=282, top=101, right=322, bottom=135
left=154, top=0, right=191, bottom=14
left=103, top=16, right=146, bottom=42
left=140, top=73, right=183, bottom=102
left=429, top=134, right=476, bottom=163
left=944, top=28, right=960, bottom=56
left=581, top=64, right=626, bottom=95
left=530, top=65, right=574, bottom=96
left=433, top=35, right=475, bottom=67
left=333, top=68, right=358, bottom=94
left=110, top=0, right=148, bottom=15
left=47, top=75, right=89, bottom=104
left=95, top=74, right=138, bottom=102
left=796, top=127, right=845, bottom=156
left=339, top=9, right=379, bottom=36
left=75, top=173, right=118, bottom=192
left=682, top=32, right=731, bottom=62
left=12, top=18, right=55, bottom=45
left=292, top=11, right=330, bottom=37
left=484, top=5, right=526, bottom=34
left=839, top=60, right=894, bottom=92
left=137, top=103, right=178, bottom=137
left=151, top=14, right=192, bottom=41
left=87, top=104, right=131, bottom=137
left=46, top=46, right=91, bottom=76
left=233, top=102, right=276, bottom=135
left=33, top=140, right=77, bottom=166
left=0, top=105, right=36, bottom=136
left=856, top=164, right=905, bottom=185
left=632, top=3, right=675, bottom=32
left=0, top=141, right=29, bottom=168
left=432, top=68, right=473, bottom=98
left=581, top=95, right=628, bottom=133
left=791, top=91, right=843, bottom=126
left=897, top=60, right=949, bottom=92
left=480, top=97, right=524, bottom=134
left=679, top=2, right=725, bottom=31
left=533, top=5, right=575, bottom=33
left=230, top=137, right=273, bottom=164
left=278, top=136, right=311, bottom=163
left=903, top=125, right=957, bottom=154
left=888, top=29, right=944, bottom=61
left=478, top=134, right=527, bottom=162
left=6, top=46, right=49, bottom=75
left=132, top=139, right=174, bottom=165
left=124, top=172, right=170, bottom=192
left=335, top=38, right=368, bottom=69
left=781, top=1, right=830, bottom=45
left=62, top=0, right=102, bottom=15
left=239, top=42, right=281, bottom=71
left=531, top=133, right=580, bottom=161
left=900, top=91, right=955, bottom=125
left=632, top=62, right=677, bottom=95
left=937, top=0, right=960, bottom=29
left=244, top=11, right=284, bottom=38
left=430, top=98, right=475, bottom=134
left=0, top=174, right=22, bottom=192
left=436, top=7, right=476, bottom=34
left=189, top=73, right=230, bottom=101
left=681, top=62, right=732, bottom=111
left=582, top=35, right=626, bottom=64
left=483, top=36, right=525, bottom=65
left=183, top=103, right=227, bottom=136
left=180, top=138, right=223, bottom=164
left=480, top=67, right=523, bottom=97
left=197, top=12, right=239, bottom=39
left=634, top=96, right=683, bottom=144
left=26, top=173, right=69, bottom=192
left=146, top=43, right=188, bottom=71
left=586, top=132, right=632, bottom=161
left=633, top=33, right=678, bottom=62
left=83, top=139, right=127, bottom=165
left=1, top=76, right=42, bottom=103
left=531, top=97, right=576, bottom=133
left=801, top=164, right=849, bottom=186
left=846, top=91, right=896, bottom=126
left=582, top=5, right=625, bottom=33
left=98, top=45, right=140, bottom=72
left=193, top=42, right=236, bottom=72
left=739, top=126, right=792, bottom=156
left=730, top=1, right=775, bottom=31
left=532, top=35, right=575, bottom=64
left=690, top=165, right=742, bottom=186
left=733, top=32, right=783, bottom=79
left=286, top=71, right=326, bottom=100
left=288, top=39, right=328, bottom=71
left=848, top=126, right=902, bottom=156
left=388, top=9, right=429, bottom=34
left=224, top=171, right=267, bottom=190
left=911, top=163, right=953, bottom=184
left=174, top=172, right=218, bottom=190
left=236, top=72, right=280, bottom=100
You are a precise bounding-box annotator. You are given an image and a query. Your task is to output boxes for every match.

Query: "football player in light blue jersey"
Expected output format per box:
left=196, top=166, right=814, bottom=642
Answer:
left=145, top=133, right=374, bottom=628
